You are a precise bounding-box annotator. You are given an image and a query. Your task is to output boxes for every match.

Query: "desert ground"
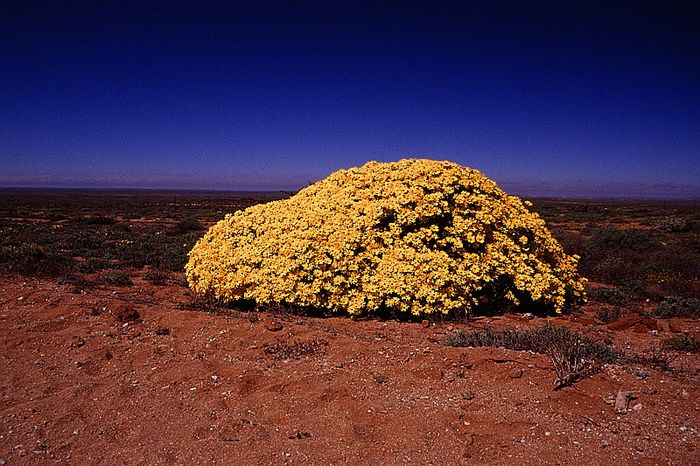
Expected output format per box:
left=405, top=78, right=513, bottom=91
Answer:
left=1, top=190, right=698, bottom=465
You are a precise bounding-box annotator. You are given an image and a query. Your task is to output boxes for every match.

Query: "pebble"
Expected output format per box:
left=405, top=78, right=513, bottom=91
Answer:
left=509, top=368, right=523, bottom=379
left=265, top=322, right=283, bottom=332
left=615, top=390, right=634, bottom=414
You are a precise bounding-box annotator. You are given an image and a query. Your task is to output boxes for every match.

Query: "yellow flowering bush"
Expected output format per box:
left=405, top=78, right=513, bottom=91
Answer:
left=186, top=159, right=586, bottom=317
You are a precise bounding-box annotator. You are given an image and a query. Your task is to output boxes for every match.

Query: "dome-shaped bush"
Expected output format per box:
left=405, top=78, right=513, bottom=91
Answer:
left=186, top=159, right=586, bottom=316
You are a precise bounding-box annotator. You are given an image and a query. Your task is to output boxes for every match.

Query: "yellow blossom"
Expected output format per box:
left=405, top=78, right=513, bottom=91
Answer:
left=186, top=159, right=586, bottom=316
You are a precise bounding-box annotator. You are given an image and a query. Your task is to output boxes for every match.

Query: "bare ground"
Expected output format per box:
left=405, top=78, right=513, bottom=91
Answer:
left=1, top=272, right=698, bottom=465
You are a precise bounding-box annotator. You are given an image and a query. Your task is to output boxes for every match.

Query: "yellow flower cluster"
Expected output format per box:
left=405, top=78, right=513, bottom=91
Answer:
left=186, top=159, right=586, bottom=316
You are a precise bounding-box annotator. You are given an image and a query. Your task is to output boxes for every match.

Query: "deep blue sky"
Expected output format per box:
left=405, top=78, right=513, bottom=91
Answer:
left=1, top=1, right=699, bottom=196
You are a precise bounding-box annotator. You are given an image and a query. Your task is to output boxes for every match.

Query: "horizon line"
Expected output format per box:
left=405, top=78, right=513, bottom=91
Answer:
left=1, top=185, right=698, bottom=202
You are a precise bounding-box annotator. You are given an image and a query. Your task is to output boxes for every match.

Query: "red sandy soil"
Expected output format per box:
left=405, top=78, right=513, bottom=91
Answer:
left=1, top=272, right=698, bottom=465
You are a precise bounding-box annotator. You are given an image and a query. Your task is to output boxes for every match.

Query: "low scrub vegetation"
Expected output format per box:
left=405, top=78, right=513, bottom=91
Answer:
left=645, top=217, right=692, bottom=232
left=143, top=268, right=173, bottom=285
left=595, top=307, right=623, bottom=324
left=444, top=325, right=620, bottom=389
left=0, top=190, right=276, bottom=280
left=0, top=243, right=75, bottom=276
left=663, top=334, right=700, bottom=353
left=95, top=270, right=133, bottom=286
left=587, top=287, right=632, bottom=306
left=652, top=296, right=700, bottom=319
left=1, top=191, right=697, bottom=325
left=577, top=223, right=699, bottom=297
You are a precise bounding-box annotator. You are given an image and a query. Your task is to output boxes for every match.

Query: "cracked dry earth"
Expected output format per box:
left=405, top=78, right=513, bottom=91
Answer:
left=1, top=274, right=699, bottom=465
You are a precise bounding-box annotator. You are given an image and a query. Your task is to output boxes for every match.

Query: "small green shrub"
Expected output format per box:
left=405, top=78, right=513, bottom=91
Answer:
left=143, top=268, right=172, bottom=286
left=583, top=228, right=659, bottom=252
left=587, top=287, right=631, bottom=306
left=57, top=274, right=96, bottom=293
left=170, top=216, right=202, bottom=235
left=444, top=325, right=620, bottom=389
left=596, top=307, right=623, bottom=324
left=662, top=334, right=700, bottom=353
left=83, top=215, right=116, bottom=225
left=654, top=217, right=691, bottom=232
left=0, top=243, right=75, bottom=276
left=579, top=228, right=660, bottom=286
left=96, top=270, right=133, bottom=286
left=583, top=254, right=639, bottom=286
left=652, top=296, right=700, bottom=319
left=74, top=258, right=113, bottom=273
left=178, top=291, right=223, bottom=314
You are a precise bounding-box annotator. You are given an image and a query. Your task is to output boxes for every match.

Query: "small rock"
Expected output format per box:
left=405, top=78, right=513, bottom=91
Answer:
left=509, top=368, right=523, bottom=379
left=115, top=306, right=140, bottom=323
left=71, top=336, right=85, bottom=348
left=464, top=432, right=475, bottom=446
left=640, top=318, right=659, bottom=331
left=614, top=389, right=635, bottom=414
left=211, top=375, right=220, bottom=383
left=265, top=322, right=283, bottom=332
left=523, top=313, right=534, bottom=320
left=627, top=366, right=649, bottom=379
left=608, top=316, right=642, bottom=331
left=632, top=403, right=643, bottom=412
left=155, top=327, right=170, bottom=336
left=421, top=319, right=430, bottom=328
